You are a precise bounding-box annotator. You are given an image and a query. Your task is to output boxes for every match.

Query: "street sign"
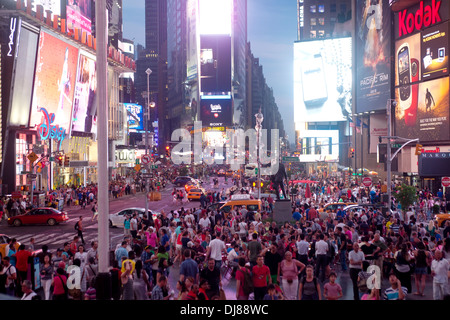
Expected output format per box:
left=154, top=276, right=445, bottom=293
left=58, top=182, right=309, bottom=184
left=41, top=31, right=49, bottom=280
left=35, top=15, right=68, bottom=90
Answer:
left=151, top=165, right=158, bottom=169
left=27, top=152, right=38, bottom=163
left=282, top=156, right=299, bottom=162
left=142, top=173, right=153, bottom=178
left=134, top=164, right=141, bottom=172
left=141, top=154, right=151, bottom=165
left=442, top=177, right=450, bottom=187
left=27, top=174, right=37, bottom=179
left=362, top=177, right=372, bottom=187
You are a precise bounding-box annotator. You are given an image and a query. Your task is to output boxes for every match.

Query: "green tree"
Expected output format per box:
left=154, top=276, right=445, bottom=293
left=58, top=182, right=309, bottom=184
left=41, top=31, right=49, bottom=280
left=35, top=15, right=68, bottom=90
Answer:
left=393, top=184, right=418, bottom=220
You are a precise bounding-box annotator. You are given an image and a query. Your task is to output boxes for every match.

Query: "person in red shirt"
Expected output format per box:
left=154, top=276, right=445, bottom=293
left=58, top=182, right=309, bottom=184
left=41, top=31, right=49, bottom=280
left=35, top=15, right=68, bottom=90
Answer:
left=15, top=244, right=31, bottom=286
left=309, top=206, right=318, bottom=220
left=252, top=255, right=271, bottom=300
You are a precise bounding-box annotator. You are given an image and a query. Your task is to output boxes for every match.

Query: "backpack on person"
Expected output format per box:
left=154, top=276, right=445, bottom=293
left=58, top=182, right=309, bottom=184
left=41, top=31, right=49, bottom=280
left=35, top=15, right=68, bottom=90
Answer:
left=74, top=221, right=79, bottom=231
left=239, top=268, right=254, bottom=296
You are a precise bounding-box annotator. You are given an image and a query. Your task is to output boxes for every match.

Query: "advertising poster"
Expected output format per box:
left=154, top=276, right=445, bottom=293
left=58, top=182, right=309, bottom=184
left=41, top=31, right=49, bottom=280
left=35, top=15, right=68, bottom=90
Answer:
left=369, top=113, right=388, bottom=154
left=200, top=96, right=232, bottom=127
left=124, top=103, right=144, bottom=131
left=395, top=76, right=450, bottom=141
left=356, top=0, right=391, bottom=113
left=421, top=21, right=449, bottom=80
left=294, top=37, right=352, bottom=123
left=30, top=31, right=79, bottom=133
left=187, top=0, right=199, bottom=82
left=66, top=0, right=92, bottom=36
left=395, top=33, right=421, bottom=87
left=71, top=53, right=97, bottom=134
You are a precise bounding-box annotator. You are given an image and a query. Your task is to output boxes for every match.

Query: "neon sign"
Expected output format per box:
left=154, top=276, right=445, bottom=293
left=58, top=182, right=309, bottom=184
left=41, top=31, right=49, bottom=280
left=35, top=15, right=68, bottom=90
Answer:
left=37, top=108, right=67, bottom=149
left=8, top=17, right=17, bottom=57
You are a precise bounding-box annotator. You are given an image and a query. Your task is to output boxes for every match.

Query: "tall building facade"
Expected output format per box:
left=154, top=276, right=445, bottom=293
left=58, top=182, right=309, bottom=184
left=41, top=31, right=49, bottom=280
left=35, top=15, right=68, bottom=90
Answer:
left=297, top=0, right=352, bottom=40
left=135, top=0, right=167, bottom=153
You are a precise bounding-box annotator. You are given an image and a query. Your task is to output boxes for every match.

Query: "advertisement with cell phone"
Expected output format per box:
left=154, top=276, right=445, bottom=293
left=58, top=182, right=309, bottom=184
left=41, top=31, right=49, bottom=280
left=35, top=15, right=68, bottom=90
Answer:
left=355, top=0, right=391, bottom=114
left=395, top=33, right=421, bottom=87
left=421, top=21, right=449, bottom=80
left=395, top=76, right=450, bottom=142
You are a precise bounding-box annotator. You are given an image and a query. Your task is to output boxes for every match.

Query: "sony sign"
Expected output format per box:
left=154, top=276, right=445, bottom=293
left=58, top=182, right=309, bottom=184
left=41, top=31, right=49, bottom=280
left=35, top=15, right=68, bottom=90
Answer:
left=397, top=0, right=442, bottom=38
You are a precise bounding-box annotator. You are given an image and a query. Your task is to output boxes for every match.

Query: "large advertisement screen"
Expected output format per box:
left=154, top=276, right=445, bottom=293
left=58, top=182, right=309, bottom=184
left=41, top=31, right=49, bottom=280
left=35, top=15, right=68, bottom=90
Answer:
left=421, top=21, right=449, bottom=80
left=30, top=31, right=79, bottom=133
left=124, top=103, right=144, bottom=131
left=200, top=96, right=232, bottom=127
left=71, top=53, right=97, bottom=134
left=66, top=0, right=92, bottom=36
left=294, top=37, right=352, bottom=123
left=356, top=0, right=391, bottom=113
left=198, top=0, right=232, bottom=35
left=395, top=33, right=422, bottom=87
left=395, top=76, right=449, bottom=142
left=200, top=35, right=232, bottom=93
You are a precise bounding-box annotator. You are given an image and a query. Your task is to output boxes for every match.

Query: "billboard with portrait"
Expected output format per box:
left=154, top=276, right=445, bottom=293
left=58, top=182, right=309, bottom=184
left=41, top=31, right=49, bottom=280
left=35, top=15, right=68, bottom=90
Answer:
left=294, top=37, right=352, bottom=123
left=30, top=31, right=79, bottom=133
left=355, top=0, right=391, bottom=113
left=200, top=96, right=232, bottom=128
left=71, top=53, right=97, bottom=134
left=395, top=76, right=449, bottom=142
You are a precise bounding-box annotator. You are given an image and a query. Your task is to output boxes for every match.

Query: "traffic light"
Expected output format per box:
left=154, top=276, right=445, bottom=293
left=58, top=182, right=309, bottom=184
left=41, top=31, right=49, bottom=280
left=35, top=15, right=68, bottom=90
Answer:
left=165, top=146, right=170, bottom=157
left=349, top=147, right=355, bottom=158
left=64, top=156, right=70, bottom=167
left=57, top=154, right=64, bottom=166
left=255, top=167, right=258, bottom=175
left=415, top=144, right=423, bottom=156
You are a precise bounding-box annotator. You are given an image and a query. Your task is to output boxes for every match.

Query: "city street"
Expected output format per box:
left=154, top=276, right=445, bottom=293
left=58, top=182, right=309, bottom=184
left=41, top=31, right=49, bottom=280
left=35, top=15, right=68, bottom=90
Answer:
left=0, top=176, right=436, bottom=300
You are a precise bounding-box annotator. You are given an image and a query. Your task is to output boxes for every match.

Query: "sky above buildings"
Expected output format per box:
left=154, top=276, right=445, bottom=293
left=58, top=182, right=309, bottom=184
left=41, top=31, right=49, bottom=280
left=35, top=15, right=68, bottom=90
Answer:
left=122, top=0, right=297, bottom=142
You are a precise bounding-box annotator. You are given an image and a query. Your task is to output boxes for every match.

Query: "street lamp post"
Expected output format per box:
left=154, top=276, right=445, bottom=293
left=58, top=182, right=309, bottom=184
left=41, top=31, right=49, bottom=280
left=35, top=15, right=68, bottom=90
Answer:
left=145, top=68, right=152, bottom=218
left=95, top=0, right=111, bottom=299
left=255, top=108, right=264, bottom=201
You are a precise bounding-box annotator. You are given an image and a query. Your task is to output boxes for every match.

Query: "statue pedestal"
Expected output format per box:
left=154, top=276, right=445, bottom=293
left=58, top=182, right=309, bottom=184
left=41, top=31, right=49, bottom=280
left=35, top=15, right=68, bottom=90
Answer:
left=272, top=199, right=292, bottom=224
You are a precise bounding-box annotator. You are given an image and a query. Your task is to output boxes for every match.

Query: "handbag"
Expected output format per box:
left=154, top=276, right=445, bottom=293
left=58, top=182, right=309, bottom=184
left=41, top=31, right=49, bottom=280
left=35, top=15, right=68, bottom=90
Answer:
left=357, top=277, right=368, bottom=293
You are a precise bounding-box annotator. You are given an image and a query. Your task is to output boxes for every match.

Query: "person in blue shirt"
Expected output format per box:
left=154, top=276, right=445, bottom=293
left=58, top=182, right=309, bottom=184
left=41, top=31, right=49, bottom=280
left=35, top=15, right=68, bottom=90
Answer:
left=160, top=228, right=171, bottom=252
left=115, top=241, right=129, bottom=268
left=336, top=209, right=345, bottom=220
left=292, top=209, right=302, bottom=221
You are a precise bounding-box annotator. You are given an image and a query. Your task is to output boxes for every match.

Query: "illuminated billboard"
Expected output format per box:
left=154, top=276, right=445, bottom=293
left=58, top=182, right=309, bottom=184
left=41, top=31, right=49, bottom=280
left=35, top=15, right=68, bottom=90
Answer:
left=71, top=53, right=97, bottom=134
left=294, top=37, right=352, bottom=123
left=124, top=103, right=144, bottom=131
left=30, top=31, right=79, bottom=134
left=200, top=95, right=232, bottom=127
left=198, top=0, right=232, bottom=35
left=11, top=0, right=61, bottom=19
left=355, top=0, right=391, bottom=113
left=200, top=34, right=232, bottom=93
left=65, top=0, right=92, bottom=36
left=395, top=76, right=450, bottom=142
left=421, top=21, right=449, bottom=80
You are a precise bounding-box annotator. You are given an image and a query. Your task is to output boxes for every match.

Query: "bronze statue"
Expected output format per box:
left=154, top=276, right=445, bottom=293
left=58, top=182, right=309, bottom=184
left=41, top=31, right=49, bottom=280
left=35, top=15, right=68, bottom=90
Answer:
left=271, top=162, right=289, bottom=200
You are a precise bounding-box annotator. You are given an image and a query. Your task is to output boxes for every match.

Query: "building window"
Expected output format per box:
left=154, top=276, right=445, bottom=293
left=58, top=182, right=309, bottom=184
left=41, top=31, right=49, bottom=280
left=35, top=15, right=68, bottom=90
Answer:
left=310, top=18, right=317, bottom=26
left=310, top=5, right=316, bottom=13
left=330, top=3, right=336, bottom=12
left=340, top=4, right=347, bottom=12
left=318, top=18, right=325, bottom=25
left=318, top=30, right=325, bottom=37
left=310, top=30, right=317, bottom=38
left=318, top=5, right=325, bottom=13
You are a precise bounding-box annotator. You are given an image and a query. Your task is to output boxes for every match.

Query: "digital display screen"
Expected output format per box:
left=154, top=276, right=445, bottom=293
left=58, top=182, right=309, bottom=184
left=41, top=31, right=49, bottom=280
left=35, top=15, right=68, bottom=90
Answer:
left=66, top=0, right=92, bottom=36
left=200, top=96, right=232, bottom=127
left=421, top=21, right=449, bottom=80
left=419, top=152, right=450, bottom=176
left=198, top=0, right=232, bottom=35
left=200, top=35, right=232, bottom=93
left=30, top=31, right=79, bottom=133
left=71, top=53, right=97, bottom=134
left=124, top=103, right=144, bottom=131
left=294, top=37, right=352, bottom=123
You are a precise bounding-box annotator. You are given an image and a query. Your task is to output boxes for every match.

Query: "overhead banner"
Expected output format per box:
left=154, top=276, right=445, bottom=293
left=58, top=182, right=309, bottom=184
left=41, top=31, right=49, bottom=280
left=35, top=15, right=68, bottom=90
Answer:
left=356, top=0, right=392, bottom=113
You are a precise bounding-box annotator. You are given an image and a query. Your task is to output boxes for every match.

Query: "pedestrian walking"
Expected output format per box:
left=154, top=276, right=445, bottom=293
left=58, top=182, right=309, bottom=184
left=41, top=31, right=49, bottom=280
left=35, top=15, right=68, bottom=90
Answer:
left=74, top=216, right=85, bottom=244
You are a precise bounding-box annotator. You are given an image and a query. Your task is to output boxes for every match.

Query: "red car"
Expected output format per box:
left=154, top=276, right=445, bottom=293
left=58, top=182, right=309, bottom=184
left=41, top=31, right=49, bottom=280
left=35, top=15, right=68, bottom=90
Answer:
left=8, top=207, right=69, bottom=227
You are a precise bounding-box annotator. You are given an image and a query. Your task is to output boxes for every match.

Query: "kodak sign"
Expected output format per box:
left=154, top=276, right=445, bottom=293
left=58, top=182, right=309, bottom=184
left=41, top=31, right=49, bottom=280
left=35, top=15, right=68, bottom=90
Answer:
left=397, top=0, right=443, bottom=38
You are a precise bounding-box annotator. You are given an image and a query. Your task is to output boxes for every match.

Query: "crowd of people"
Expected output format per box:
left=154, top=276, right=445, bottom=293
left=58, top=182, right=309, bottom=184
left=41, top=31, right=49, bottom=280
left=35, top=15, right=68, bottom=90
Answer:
left=1, top=173, right=450, bottom=301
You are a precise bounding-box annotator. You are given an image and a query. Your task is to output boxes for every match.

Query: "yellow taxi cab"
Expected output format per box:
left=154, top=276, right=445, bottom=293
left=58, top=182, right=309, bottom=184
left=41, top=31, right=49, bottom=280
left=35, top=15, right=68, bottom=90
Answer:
left=187, top=188, right=205, bottom=201
left=219, top=194, right=262, bottom=217
left=318, top=202, right=356, bottom=213
left=185, top=181, right=200, bottom=193
left=435, top=213, right=450, bottom=228
left=226, top=170, right=234, bottom=177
